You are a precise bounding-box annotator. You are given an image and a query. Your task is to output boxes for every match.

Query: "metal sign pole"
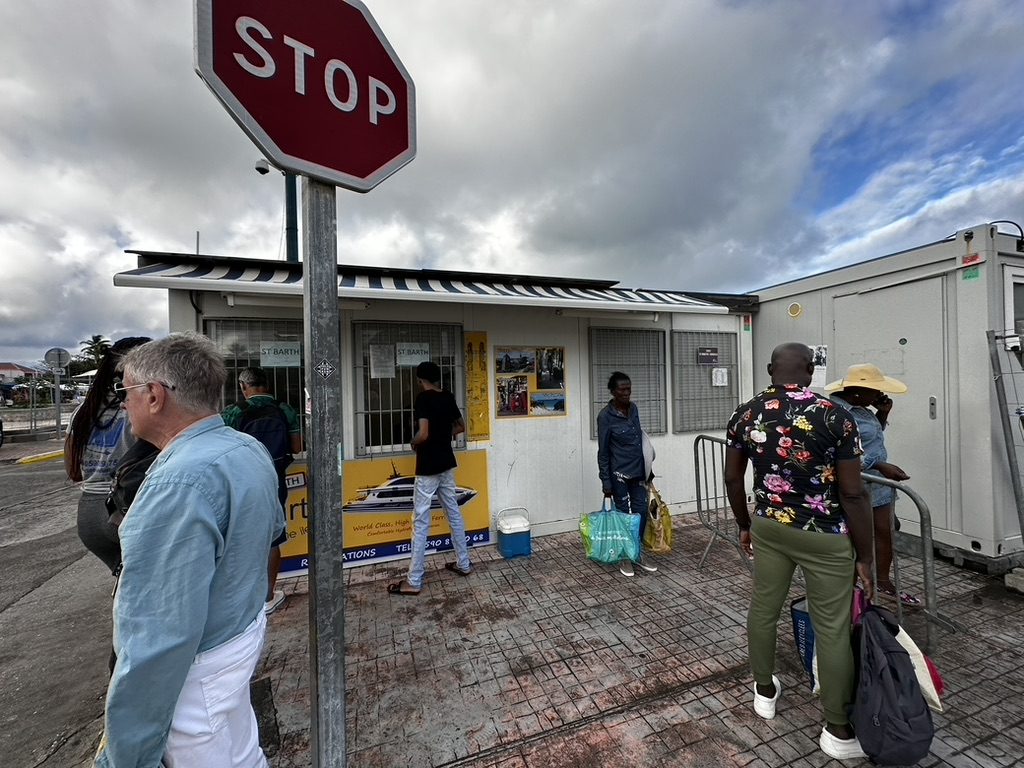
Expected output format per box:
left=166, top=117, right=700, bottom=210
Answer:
left=54, top=368, right=62, bottom=435
left=301, top=176, right=346, bottom=767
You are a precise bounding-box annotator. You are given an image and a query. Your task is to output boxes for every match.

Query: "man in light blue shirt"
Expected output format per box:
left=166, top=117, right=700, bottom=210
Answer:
left=94, top=333, right=282, bottom=768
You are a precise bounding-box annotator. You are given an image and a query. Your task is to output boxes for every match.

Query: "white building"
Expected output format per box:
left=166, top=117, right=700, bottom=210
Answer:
left=115, top=250, right=753, bottom=548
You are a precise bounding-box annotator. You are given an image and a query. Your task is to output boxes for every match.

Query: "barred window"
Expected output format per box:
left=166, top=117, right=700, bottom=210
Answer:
left=589, top=327, right=667, bottom=438
left=671, top=330, right=739, bottom=432
left=204, top=318, right=305, bottom=418
left=353, top=321, right=464, bottom=456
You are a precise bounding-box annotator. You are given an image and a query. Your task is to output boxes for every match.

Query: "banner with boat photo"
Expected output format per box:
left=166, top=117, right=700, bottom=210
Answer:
left=340, top=449, right=490, bottom=566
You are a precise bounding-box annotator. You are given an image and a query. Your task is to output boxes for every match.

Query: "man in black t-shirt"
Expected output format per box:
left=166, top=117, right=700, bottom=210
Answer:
left=388, top=361, right=473, bottom=595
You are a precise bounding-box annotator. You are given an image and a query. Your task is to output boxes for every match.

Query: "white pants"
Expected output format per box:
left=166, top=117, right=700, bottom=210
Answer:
left=163, top=612, right=269, bottom=768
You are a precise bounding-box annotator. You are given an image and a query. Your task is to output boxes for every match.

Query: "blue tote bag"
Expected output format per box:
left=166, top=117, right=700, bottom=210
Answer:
left=579, top=500, right=641, bottom=564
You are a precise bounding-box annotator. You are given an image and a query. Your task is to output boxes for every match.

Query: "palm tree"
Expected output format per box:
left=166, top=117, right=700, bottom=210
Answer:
left=79, top=335, right=111, bottom=369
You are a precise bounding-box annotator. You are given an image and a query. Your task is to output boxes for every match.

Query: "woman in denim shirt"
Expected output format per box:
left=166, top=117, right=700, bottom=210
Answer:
left=827, top=364, right=919, bottom=607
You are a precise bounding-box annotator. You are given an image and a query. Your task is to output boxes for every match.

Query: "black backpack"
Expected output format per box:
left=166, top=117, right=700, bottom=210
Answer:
left=851, top=605, right=934, bottom=765
left=106, top=439, right=160, bottom=528
left=238, top=399, right=293, bottom=501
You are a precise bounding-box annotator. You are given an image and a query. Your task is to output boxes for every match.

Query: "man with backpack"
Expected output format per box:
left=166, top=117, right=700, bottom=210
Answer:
left=223, top=367, right=302, bottom=615
left=724, top=343, right=876, bottom=761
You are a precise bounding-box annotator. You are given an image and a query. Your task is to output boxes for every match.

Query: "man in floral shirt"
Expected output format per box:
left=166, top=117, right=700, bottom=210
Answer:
left=725, top=342, right=875, bottom=762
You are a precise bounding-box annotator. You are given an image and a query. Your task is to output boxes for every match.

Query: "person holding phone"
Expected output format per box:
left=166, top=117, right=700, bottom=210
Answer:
left=826, top=363, right=919, bottom=607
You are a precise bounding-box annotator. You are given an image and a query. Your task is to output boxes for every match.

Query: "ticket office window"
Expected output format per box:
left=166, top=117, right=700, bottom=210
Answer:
left=588, top=327, right=667, bottom=438
left=670, top=330, right=739, bottom=432
left=205, top=318, right=305, bottom=426
left=353, top=321, right=465, bottom=456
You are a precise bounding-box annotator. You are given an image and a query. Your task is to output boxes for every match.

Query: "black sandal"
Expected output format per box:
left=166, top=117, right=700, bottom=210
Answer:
left=444, top=562, right=472, bottom=577
left=387, top=580, right=421, bottom=596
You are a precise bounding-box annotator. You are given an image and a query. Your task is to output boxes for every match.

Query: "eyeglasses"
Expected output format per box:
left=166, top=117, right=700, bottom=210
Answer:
left=113, top=380, right=176, bottom=402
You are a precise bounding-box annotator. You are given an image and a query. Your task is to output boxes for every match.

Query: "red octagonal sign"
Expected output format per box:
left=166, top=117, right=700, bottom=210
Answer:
left=195, top=0, right=416, bottom=192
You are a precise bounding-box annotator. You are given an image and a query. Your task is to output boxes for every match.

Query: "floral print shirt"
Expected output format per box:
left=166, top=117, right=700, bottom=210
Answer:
left=725, top=384, right=862, bottom=534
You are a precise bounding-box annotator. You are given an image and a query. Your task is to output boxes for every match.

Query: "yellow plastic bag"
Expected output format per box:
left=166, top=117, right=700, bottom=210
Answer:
left=643, top=483, right=673, bottom=554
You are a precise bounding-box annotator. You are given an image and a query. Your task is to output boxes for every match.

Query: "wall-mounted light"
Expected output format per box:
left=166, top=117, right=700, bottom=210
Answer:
left=787, top=302, right=803, bottom=318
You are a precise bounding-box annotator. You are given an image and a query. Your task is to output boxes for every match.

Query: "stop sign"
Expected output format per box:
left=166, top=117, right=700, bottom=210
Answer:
left=195, top=0, right=416, bottom=192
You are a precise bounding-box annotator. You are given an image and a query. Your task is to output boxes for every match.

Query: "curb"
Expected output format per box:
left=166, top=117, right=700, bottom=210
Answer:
left=16, top=450, right=64, bottom=465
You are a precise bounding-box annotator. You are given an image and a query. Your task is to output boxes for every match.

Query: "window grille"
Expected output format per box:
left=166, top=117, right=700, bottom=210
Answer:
left=589, top=327, right=666, bottom=438
left=671, top=330, right=739, bottom=432
left=353, top=321, right=464, bottom=456
left=204, top=319, right=305, bottom=417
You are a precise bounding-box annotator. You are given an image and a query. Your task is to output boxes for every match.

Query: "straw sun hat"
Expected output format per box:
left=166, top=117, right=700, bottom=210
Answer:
left=824, top=363, right=908, bottom=394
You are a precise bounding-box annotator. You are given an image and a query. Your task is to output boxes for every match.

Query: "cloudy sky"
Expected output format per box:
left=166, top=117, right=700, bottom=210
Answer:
left=2, top=0, right=1023, bottom=365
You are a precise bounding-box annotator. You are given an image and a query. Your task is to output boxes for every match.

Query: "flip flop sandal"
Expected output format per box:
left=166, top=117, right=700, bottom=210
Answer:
left=878, top=584, right=921, bottom=608
left=444, top=563, right=472, bottom=577
left=897, top=591, right=922, bottom=607
left=387, top=581, right=421, bottom=596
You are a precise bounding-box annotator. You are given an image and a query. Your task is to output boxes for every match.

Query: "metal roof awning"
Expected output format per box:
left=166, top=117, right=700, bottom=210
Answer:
left=114, top=251, right=730, bottom=314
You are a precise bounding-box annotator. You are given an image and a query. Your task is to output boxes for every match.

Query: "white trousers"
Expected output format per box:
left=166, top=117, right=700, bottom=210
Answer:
left=163, top=611, right=269, bottom=768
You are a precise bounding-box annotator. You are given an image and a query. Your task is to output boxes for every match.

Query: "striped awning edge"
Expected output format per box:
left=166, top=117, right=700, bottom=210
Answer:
left=114, top=259, right=726, bottom=314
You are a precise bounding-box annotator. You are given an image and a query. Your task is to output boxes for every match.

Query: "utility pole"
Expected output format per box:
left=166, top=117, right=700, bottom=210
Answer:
left=285, top=172, right=299, bottom=263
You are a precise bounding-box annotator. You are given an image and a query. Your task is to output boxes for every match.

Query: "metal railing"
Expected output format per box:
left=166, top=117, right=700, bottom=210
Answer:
left=693, top=434, right=956, bottom=652
left=693, top=435, right=750, bottom=572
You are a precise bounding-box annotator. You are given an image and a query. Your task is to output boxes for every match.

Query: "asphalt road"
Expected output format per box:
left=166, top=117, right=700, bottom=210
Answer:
left=0, top=460, right=111, bottom=767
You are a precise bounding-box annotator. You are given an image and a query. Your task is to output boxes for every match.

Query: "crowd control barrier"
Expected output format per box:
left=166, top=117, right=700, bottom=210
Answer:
left=693, top=434, right=957, bottom=652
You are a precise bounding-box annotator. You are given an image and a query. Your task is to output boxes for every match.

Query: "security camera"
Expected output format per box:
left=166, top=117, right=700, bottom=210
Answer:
left=254, top=159, right=271, bottom=175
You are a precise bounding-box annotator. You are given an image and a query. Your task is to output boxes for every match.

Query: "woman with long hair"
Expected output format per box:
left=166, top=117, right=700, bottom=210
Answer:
left=65, top=336, right=151, bottom=572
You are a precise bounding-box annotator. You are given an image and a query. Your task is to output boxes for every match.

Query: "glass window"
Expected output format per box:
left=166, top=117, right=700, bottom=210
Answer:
left=589, top=327, right=667, bottom=438
left=670, top=330, right=739, bottom=432
left=353, top=321, right=464, bottom=456
left=1013, top=283, right=1024, bottom=335
left=204, top=318, right=305, bottom=419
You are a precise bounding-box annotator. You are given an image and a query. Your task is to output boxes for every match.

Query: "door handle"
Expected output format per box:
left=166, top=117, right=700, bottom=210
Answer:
left=929, top=396, right=937, bottom=420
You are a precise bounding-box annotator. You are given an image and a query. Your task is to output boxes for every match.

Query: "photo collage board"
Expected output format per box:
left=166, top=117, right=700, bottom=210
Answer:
left=494, top=346, right=566, bottom=418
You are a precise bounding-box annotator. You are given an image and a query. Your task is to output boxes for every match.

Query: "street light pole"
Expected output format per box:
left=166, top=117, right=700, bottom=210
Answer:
left=285, top=171, right=299, bottom=263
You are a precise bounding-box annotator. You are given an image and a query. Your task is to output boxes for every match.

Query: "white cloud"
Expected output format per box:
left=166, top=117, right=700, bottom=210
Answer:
left=1, top=0, right=1023, bottom=362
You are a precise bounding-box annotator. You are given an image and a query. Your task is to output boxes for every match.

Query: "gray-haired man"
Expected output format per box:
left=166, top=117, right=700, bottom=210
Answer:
left=95, top=333, right=281, bottom=768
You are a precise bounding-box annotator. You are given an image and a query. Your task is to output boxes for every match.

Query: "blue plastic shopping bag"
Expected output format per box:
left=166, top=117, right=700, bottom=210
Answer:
left=790, top=596, right=819, bottom=692
left=579, top=500, right=641, bottom=564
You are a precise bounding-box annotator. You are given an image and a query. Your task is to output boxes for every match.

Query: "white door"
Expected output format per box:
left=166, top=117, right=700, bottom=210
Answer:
left=832, top=277, right=949, bottom=531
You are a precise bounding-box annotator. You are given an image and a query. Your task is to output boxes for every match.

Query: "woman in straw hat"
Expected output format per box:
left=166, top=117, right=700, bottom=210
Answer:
left=826, top=364, right=920, bottom=607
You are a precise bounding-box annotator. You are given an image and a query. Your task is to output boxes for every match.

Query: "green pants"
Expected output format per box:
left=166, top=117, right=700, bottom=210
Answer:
left=748, top=516, right=855, bottom=725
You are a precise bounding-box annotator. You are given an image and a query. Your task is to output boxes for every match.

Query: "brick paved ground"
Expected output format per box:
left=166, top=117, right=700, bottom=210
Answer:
left=12, top=433, right=1021, bottom=766
left=257, top=514, right=1024, bottom=768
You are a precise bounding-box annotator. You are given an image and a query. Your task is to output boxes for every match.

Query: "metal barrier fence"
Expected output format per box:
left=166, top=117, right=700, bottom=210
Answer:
left=693, top=434, right=956, bottom=652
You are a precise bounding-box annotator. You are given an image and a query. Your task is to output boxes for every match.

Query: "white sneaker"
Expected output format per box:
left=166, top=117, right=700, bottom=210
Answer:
left=752, top=674, right=781, bottom=719
left=264, top=590, right=286, bottom=615
left=636, top=557, right=658, bottom=573
left=819, top=727, right=867, bottom=760
left=619, top=560, right=635, bottom=577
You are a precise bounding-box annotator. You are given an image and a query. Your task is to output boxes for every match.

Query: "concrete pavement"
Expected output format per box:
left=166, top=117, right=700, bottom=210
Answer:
left=5, top=433, right=1022, bottom=767
left=257, top=515, right=1024, bottom=767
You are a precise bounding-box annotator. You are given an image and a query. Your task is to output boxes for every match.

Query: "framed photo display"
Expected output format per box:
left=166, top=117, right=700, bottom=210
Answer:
left=494, top=346, right=565, bottom=418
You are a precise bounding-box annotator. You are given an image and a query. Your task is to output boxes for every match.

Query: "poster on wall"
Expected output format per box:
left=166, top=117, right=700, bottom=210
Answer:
left=810, top=344, right=828, bottom=390
left=370, top=344, right=396, bottom=379
left=495, top=346, right=566, bottom=418
left=464, top=331, right=490, bottom=441
left=339, top=450, right=490, bottom=565
left=279, top=462, right=311, bottom=576
left=278, top=453, right=491, bottom=572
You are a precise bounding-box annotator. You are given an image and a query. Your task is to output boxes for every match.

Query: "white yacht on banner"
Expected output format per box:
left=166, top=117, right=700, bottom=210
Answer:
left=343, top=469, right=477, bottom=513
